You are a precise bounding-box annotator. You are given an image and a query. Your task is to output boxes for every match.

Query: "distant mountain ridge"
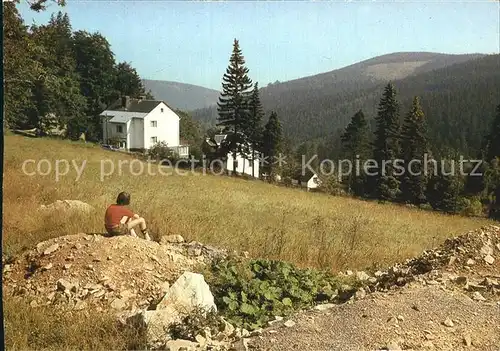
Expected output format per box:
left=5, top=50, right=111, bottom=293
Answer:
left=142, top=79, right=220, bottom=111
left=190, top=52, right=498, bottom=155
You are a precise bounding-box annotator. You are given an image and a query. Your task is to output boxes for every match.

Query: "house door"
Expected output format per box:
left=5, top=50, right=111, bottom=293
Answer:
left=119, top=141, right=127, bottom=149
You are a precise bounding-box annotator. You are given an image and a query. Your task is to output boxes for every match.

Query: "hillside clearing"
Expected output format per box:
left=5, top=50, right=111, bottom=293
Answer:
left=3, top=135, right=491, bottom=271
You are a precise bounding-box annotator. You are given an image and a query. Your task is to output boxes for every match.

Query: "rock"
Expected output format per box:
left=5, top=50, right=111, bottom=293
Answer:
left=39, top=200, right=94, bottom=214
left=385, top=341, right=402, bottom=350
left=397, top=315, right=404, bottom=322
left=220, top=319, right=235, bottom=338
left=480, top=244, right=494, bottom=256
left=165, top=339, right=198, bottom=351
left=43, top=243, right=60, bottom=256
left=241, top=328, right=250, bottom=338
left=421, top=341, right=435, bottom=349
left=472, top=291, right=486, bottom=301
left=314, top=303, right=335, bottom=311
left=481, top=277, right=499, bottom=287
left=63, top=264, right=72, bottom=270
left=74, top=300, right=87, bottom=310
left=484, top=254, right=495, bottom=265
left=466, top=259, right=475, bottom=266
left=111, top=298, right=128, bottom=310
left=356, top=271, right=370, bottom=281
left=355, top=288, right=366, bottom=299
left=463, top=333, right=472, bottom=346
left=284, top=320, right=296, bottom=328
left=56, top=278, right=74, bottom=292
left=443, top=318, right=454, bottom=327
left=232, top=338, right=250, bottom=351
left=195, top=334, right=207, bottom=347
left=161, top=235, right=185, bottom=244
left=156, top=272, right=216, bottom=313
left=42, top=263, right=53, bottom=271
left=132, top=272, right=216, bottom=346
left=187, top=246, right=202, bottom=257
left=345, top=270, right=354, bottom=276
left=448, top=256, right=457, bottom=265
left=454, top=276, right=468, bottom=285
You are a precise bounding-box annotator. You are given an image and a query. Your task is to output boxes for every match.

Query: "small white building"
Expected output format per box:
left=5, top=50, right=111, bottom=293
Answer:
left=100, top=96, right=189, bottom=157
left=204, top=134, right=260, bottom=178
left=295, top=170, right=322, bottom=191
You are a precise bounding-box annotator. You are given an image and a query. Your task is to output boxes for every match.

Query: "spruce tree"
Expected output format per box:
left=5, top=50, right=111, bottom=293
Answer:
left=262, top=112, right=283, bottom=177
left=340, top=110, right=369, bottom=195
left=247, top=82, right=265, bottom=177
left=426, top=168, right=464, bottom=214
left=400, top=96, right=428, bottom=204
left=217, top=39, right=253, bottom=173
left=371, top=83, right=401, bottom=201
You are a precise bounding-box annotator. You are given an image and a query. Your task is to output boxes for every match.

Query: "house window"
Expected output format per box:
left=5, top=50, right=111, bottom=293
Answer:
left=160, top=108, right=164, bottom=113
left=116, top=125, right=123, bottom=133
left=151, top=137, right=157, bottom=144
left=150, top=121, right=157, bottom=127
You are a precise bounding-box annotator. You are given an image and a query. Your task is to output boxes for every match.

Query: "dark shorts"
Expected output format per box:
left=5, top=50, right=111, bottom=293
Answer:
left=106, top=223, right=128, bottom=236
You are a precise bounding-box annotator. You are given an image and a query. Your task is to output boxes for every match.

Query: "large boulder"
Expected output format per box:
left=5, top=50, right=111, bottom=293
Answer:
left=130, top=272, right=216, bottom=346
left=156, top=272, right=216, bottom=312
left=39, top=200, right=94, bottom=214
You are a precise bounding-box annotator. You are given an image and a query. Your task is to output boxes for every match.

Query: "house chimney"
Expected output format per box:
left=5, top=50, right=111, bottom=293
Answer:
left=121, top=96, right=131, bottom=110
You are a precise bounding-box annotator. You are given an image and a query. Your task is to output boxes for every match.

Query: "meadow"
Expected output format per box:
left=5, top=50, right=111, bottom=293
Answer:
left=3, top=134, right=491, bottom=270
left=2, top=134, right=491, bottom=349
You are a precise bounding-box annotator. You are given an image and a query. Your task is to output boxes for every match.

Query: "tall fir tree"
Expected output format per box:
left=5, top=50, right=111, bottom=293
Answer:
left=400, top=96, right=429, bottom=204
left=262, top=112, right=283, bottom=177
left=371, top=82, right=402, bottom=201
left=216, top=39, right=253, bottom=173
left=247, top=82, right=265, bottom=177
left=341, top=110, right=369, bottom=195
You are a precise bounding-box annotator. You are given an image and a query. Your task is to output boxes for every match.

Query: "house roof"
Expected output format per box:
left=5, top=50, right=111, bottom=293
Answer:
left=213, top=134, right=227, bottom=145
left=294, top=169, right=318, bottom=182
left=100, top=110, right=148, bottom=123
left=106, top=98, right=164, bottom=113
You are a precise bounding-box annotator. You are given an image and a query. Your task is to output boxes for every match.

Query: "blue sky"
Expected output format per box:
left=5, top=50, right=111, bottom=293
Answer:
left=18, top=0, right=500, bottom=90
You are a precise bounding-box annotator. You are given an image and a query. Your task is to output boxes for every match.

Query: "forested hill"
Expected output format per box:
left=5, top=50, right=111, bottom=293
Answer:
left=142, top=79, right=220, bottom=111
left=191, top=53, right=499, bottom=156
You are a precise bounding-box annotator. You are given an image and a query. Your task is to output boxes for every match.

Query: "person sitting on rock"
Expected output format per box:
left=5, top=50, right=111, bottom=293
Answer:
left=104, top=192, right=151, bottom=241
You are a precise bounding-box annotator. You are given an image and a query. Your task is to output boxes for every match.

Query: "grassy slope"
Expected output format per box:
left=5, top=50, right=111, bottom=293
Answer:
left=2, top=135, right=492, bottom=350
left=3, top=135, right=491, bottom=271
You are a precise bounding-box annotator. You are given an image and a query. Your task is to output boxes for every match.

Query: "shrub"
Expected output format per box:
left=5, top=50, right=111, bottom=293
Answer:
left=460, top=196, right=484, bottom=217
left=205, top=257, right=352, bottom=330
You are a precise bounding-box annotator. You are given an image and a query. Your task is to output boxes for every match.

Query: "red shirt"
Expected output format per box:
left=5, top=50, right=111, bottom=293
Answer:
left=105, top=204, right=134, bottom=230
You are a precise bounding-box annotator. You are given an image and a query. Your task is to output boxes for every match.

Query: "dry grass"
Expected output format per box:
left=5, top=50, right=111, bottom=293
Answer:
left=3, top=296, right=146, bottom=350
left=3, top=135, right=491, bottom=270
left=2, top=135, right=492, bottom=349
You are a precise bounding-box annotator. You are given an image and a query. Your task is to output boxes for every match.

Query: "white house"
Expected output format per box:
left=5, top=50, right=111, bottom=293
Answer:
left=294, top=169, right=322, bottom=191
left=204, top=134, right=260, bottom=178
left=100, top=96, right=189, bottom=157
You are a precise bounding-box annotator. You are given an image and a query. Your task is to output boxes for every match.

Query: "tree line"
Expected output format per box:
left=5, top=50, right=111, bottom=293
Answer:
left=4, top=3, right=152, bottom=141
left=338, top=83, right=500, bottom=218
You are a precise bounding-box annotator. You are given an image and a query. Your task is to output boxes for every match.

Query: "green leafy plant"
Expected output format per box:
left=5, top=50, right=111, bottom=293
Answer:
left=205, top=257, right=352, bottom=330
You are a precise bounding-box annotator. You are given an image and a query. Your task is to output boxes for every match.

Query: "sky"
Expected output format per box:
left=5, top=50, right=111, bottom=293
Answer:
left=18, top=0, right=500, bottom=90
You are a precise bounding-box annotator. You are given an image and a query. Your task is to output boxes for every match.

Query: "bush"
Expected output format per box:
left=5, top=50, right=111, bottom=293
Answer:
left=204, top=257, right=354, bottom=330
left=148, top=141, right=179, bottom=163
left=460, top=196, right=484, bottom=217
